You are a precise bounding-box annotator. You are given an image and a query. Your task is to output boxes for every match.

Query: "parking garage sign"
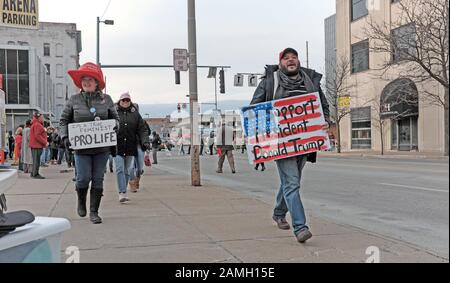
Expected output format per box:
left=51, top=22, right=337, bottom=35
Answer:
left=0, top=0, right=39, bottom=29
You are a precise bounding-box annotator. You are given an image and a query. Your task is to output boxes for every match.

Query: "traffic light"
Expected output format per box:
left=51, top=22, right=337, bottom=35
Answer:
left=219, top=69, right=225, bottom=94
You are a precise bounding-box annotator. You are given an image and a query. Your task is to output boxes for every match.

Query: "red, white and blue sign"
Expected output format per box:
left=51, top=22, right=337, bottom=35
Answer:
left=241, top=92, right=331, bottom=165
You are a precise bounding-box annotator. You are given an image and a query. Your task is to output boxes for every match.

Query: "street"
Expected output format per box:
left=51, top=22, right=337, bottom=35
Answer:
left=155, top=151, right=449, bottom=259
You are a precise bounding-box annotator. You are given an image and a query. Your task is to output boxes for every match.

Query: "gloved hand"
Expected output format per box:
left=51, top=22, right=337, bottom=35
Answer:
left=143, top=143, right=151, bottom=151
left=62, top=137, right=72, bottom=150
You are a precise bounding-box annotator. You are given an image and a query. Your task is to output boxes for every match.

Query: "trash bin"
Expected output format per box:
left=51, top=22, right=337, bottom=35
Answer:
left=0, top=168, right=71, bottom=263
left=0, top=217, right=71, bottom=263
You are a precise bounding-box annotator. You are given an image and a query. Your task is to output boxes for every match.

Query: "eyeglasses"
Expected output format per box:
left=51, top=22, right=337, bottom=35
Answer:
left=121, top=99, right=131, bottom=103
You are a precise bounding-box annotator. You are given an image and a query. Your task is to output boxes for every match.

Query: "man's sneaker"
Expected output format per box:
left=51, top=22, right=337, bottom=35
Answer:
left=119, top=193, right=129, bottom=203
left=216, top=169, right=223, bottom=174
left=296, top=228, right=312, bottom=243
left=272, top=216, right=290, bottom=230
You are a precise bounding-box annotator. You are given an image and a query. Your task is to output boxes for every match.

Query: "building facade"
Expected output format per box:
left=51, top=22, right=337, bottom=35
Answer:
left=336, top=0, right=446, bottom=153
left=325, top=14, right=337, bottom=89
left=0, top=22, right=82, bottom=129
left=0, top=44, right=55, bottom=131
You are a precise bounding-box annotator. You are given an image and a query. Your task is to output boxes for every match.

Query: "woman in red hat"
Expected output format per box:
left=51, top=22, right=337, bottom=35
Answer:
left=60, top=62, right=119, bottom=224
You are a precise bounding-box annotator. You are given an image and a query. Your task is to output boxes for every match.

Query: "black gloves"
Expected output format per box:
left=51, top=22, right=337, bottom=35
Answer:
left=110, top=146, right=117, bottom=157
left=143, top=143, right=151, bottom=151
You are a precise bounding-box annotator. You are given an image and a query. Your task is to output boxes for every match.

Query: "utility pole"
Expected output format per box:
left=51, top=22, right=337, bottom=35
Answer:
left=188, top=0, right=201, bottom=186
left=306, top=41, right=309, bottom=69
left=96, top=17, right=100, bottom=65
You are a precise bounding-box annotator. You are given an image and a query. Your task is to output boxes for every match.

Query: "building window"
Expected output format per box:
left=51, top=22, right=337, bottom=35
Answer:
left=392, top=23, right=416, bottom=62
left=0, top=49, right=30, bottom=105
left=44, top=43, right=50, bottom=57
left=56, top=84, right=64, bottom=99
left=45, top=64, right=50, bottom=75
left=18, top=50, right=30, bottom=104
left=351, top=0, right=368, bottom=21
left=351, top=107, right=372, bottom=149
left=6, top=49, right=18, bottom=104
left=351, top=40, right=369, bottom=73
left=56, top=64, right=64, bottom=78
left=56, top=44, right=63, bottom=58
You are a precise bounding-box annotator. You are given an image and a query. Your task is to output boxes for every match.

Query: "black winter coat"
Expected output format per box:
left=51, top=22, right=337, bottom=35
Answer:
left=116, top=103, right=150, bottom=157
left=60, top=91, right=119, bottom=155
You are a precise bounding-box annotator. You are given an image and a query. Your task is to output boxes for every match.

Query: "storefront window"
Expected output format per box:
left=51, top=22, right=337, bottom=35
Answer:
left=351, top=107, right=372, bottom=149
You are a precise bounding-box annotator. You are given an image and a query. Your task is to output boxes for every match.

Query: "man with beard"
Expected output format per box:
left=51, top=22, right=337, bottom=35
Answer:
left=250, top=48, right=331, bottom=243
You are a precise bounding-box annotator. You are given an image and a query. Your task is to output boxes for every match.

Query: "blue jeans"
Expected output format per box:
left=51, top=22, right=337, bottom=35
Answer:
left=40, top=147, right=50, bottom=165
left=130, top=146, right=145, bottom=180
left=115, top=155, right=135, bottom=194
left=274, top=155, right=308, bottom=236
left=74, top=152, right=110, bottom=190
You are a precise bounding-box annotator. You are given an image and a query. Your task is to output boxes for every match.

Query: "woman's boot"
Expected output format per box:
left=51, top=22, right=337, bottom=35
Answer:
left=76, top=188, right=88, bottom=217
left=89, top=189, right=103, bottom=224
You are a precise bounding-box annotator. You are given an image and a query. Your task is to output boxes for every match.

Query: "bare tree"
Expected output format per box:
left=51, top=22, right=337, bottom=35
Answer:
left=364, top=0, right=449, bottom=155
left=325, top=56, right=355, bottom=153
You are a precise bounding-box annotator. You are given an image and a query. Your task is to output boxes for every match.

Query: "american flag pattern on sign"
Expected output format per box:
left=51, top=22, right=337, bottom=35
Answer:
left=241, top=92, right=331, bottom=165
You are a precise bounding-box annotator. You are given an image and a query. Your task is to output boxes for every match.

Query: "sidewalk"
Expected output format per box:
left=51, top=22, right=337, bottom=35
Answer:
left=319, top=150, right=449, bottom=161
left=4, top=164, right=447, bottom=263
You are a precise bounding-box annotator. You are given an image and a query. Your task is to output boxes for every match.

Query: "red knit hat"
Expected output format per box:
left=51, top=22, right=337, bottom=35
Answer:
left=68, top=62, right=106, bottom=90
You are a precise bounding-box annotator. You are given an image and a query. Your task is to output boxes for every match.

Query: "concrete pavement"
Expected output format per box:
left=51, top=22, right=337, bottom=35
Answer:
left=4, top=163, right=448, bottom=263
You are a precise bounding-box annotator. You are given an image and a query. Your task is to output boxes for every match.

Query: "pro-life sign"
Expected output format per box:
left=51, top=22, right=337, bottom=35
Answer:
left=241, top=92, right=331, bottom=165
left=68, top=120, right=117, bottom=150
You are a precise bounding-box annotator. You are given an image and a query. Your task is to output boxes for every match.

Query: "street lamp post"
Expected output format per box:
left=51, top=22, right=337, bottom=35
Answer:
left=96, top=17, right=114, bottom=65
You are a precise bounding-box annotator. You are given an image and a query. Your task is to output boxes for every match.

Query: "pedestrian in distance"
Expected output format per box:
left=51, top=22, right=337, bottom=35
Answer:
left=60, top=62, right=119, bottom=224
left=13, top=127, right=23, bottom=166
left=29, top=112, right=48, bottom=179
left=255, top=162, right=266, bottom=171
left=115, top=92, right=150, bottom=202
left=7, top=130, right=15, bottom=159
left=151, top=131, right=161, bottom=164
left=250, top=48, right=331, bottom=243
left=21, top=120, right=33, bottom=174
left=216, top=120, right=236, bottom=174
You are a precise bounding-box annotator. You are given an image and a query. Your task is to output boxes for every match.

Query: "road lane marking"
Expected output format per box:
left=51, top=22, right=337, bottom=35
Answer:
left=379, top=183, right=449, bottom=193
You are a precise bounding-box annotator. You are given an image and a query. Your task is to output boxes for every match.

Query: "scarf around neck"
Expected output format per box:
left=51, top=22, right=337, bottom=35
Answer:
left=277, top=69, right=306, bottom=91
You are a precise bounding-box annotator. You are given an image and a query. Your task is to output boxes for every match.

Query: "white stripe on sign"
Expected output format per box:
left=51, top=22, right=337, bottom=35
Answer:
left=379, top=183, right=449, bottom=193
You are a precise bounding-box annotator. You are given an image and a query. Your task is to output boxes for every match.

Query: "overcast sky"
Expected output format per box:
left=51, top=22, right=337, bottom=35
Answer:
left=39, top=0, right=335, bottom=105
